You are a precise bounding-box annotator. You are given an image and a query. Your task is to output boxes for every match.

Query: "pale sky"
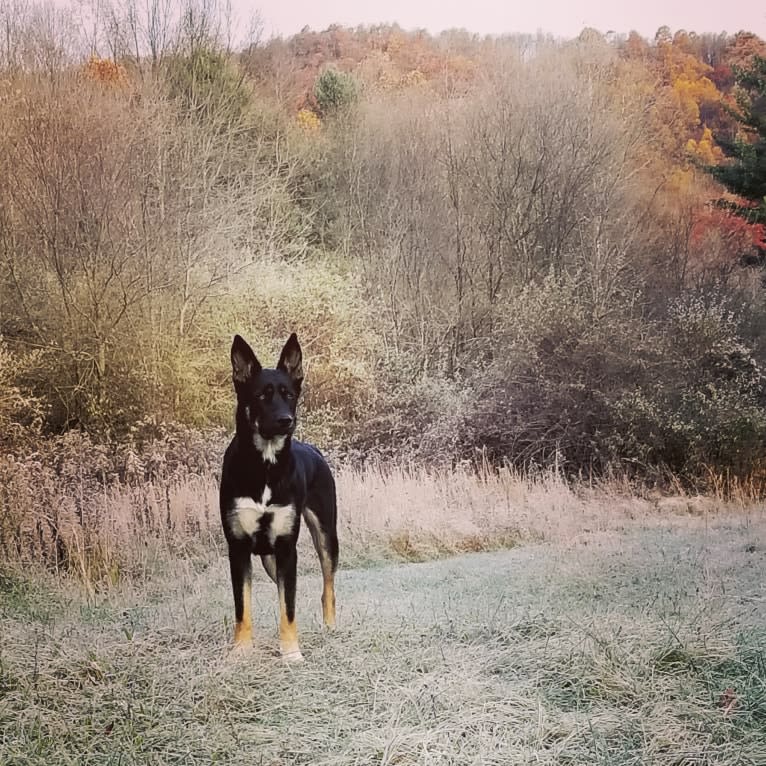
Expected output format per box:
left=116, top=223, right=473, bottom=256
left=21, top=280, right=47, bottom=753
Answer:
left=244, top=0, right=766, bottom=41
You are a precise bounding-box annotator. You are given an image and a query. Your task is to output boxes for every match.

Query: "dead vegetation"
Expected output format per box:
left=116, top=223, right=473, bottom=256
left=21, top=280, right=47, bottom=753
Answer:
left=1, top=517, right=764, bottom=765
left=0, top=425, right=760, bottom=592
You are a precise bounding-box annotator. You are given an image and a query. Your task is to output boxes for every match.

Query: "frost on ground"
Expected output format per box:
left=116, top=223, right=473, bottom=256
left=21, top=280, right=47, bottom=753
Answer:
left=1, top=515, right=765, bottom=765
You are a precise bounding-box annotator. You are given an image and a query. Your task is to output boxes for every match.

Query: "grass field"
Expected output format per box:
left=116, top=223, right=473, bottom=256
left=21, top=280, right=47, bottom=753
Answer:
left=1, top=504, right=765, bottom=765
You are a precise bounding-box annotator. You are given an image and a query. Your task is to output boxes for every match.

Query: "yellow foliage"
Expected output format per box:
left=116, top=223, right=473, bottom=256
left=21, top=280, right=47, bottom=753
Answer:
left=375, top=68, right=427, bottom=91
left=355, top=51, right=397, bottom=92
left=401, top=69, right=426, bottom=88
left=686, top=126, right=724, bottom=165
left=296, top=108, right=321, bottom=132
left=672, top=75, right=719, bottom=127
left=378, top=70, right=399, bottom=91
left=228, top=259, right=379, bottom=437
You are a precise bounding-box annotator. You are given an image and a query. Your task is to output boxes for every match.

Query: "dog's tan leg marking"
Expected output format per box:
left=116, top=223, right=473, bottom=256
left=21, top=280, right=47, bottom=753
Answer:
left=304, top=508, right=337, bottom=629
left=233, top=571, right=253, bottom=647
left=322, top=572, right=336, bottom=629
left=278, top=587, right=302, bottom=661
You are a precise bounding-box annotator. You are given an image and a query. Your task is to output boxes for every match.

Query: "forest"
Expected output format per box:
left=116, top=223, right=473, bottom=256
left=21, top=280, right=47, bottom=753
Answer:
left=2, top=0, right=766, bottom=574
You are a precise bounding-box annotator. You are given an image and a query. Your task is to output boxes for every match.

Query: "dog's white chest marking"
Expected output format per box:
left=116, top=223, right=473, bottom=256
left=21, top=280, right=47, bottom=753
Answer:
left=229, top=488, right=295, bottom=543
left=253, top=434, right=286, bottom=464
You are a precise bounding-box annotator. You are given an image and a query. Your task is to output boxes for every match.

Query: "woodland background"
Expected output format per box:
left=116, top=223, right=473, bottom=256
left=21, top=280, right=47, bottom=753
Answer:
left=2, top=0, right=766, bottom=574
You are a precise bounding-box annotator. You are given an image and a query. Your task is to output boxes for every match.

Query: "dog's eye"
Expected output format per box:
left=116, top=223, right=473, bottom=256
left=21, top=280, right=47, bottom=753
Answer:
left=257, top=392, right=267, bottom=401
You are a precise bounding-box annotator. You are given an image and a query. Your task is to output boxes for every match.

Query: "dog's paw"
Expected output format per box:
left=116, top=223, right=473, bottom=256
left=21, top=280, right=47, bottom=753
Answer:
left=280, top=649, right=304, bottom=663
left=226, top=645, right=253, bottom=665
left=229, top=640, right=253, bottom=657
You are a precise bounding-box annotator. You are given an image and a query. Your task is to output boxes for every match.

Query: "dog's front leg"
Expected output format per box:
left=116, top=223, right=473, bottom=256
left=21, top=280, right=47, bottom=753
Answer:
left=275, top=544, right=302, bottom=661
left=229, top=545, right=253, bottom=647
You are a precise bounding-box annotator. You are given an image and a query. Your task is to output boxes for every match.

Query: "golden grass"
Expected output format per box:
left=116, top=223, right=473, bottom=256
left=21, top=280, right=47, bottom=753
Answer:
left=2, top=452, right=760, bottom=588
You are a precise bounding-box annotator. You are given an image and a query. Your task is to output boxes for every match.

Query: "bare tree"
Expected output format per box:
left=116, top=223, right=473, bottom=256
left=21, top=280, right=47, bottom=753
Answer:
left=0, top=9, right=309, bottom=429
left=337, top=37, right=655, bottom=373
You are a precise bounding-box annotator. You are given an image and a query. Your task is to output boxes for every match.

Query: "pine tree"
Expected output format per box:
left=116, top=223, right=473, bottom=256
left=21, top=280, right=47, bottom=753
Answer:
left=313, top=67, right=358, bottom=116
left=709, top=56, right=766, bottom=227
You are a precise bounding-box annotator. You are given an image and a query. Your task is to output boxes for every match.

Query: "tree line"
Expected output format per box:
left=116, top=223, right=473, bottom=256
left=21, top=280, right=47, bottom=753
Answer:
left=1, top=0, right=766, bottom=487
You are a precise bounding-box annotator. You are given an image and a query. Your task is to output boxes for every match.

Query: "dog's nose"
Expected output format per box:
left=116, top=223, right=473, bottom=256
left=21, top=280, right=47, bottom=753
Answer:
left=277, top=416, right=293, bottom=429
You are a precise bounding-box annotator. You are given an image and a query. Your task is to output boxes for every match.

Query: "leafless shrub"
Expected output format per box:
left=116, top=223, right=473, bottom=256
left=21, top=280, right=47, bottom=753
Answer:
left=0, top=26, right=313, bottom=433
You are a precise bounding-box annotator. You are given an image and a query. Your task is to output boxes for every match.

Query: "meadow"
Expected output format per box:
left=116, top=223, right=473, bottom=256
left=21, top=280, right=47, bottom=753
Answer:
left=2, top=466, right=765, bottom=765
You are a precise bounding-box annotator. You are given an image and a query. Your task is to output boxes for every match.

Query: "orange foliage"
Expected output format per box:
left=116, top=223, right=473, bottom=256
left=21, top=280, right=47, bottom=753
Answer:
left=83, top=56, right=128, bottom=88
left=654, top=35, right=721, bottom=128
left=724, top=31, right=766, bottom=68
left=253, top=25, right=478, bottom=111
left=624, top=31, right=650, bottom=60
left=691, top=206, right=766, bottom=267
left=621, top=30, right=726, bottom=166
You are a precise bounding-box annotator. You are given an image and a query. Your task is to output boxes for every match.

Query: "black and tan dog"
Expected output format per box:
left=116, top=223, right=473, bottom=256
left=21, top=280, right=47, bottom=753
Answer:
left=219, top=334, right=338, bottom=660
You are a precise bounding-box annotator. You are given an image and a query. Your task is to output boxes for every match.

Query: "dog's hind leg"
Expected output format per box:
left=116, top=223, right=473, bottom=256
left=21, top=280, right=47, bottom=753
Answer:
left=304, top=507, right=338, bottom=629
left=260, top=554, right=277, bottom=583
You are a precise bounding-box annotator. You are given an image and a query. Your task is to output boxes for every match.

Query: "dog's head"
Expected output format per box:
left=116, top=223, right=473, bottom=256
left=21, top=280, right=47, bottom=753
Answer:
left=230, top=334, right=303, bottom=442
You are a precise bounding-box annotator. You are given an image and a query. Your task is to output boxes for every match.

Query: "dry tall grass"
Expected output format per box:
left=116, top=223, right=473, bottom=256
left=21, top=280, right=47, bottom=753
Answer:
left=0, top=435, right=749, bottom=589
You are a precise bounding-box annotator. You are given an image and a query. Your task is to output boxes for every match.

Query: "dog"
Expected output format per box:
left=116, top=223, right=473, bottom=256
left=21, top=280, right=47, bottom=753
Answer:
left=219, top=333, right=338, bottom=661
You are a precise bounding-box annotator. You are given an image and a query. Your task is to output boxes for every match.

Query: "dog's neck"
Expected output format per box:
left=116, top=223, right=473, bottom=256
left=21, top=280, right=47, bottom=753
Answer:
left=234, top=406, right=293, bottom=465
left=253, top=433, right=288, bottom=464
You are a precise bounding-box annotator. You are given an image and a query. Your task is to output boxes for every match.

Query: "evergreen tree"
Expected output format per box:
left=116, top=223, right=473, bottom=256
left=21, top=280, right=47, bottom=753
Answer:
left=709, top=56, right=766, bottom=227
left=313, top=67, right=358, bottom=116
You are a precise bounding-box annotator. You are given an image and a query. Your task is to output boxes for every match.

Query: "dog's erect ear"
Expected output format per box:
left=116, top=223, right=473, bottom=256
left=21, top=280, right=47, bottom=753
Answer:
left=277, top=333, right=303, bottom=385
left=231, top=335, right=261, bottom=385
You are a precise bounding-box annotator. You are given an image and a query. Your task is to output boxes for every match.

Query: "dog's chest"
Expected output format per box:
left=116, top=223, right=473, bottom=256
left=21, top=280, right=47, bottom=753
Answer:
left=227, top=483, right=296, bottom=546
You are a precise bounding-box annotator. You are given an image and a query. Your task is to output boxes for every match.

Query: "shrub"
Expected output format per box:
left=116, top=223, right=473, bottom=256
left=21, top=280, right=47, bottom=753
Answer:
left=0, top=424, right=226, bottom=579
left=345, top=370, right=474, bottom=465
left=0, top=338, right=44, bottom=444
left=164, top=47, right=251, bottom=123
left=607, top=296, right=766, bottom=476
left=214, top=257, right=380, bottom=446
left=314, top=66, right=359, bottom=116
left=482, top=286, right=766, bottom=482
left=353, top=278, right=766, bottom=485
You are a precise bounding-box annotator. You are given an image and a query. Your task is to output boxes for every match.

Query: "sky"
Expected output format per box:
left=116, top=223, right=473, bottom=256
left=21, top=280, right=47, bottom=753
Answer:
left=244, top=0, right=766, bottom=41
